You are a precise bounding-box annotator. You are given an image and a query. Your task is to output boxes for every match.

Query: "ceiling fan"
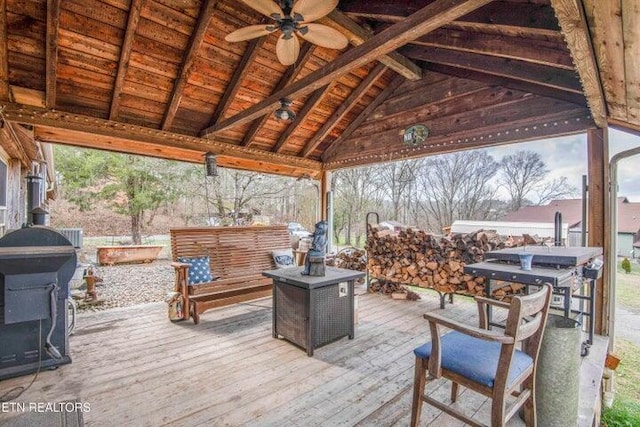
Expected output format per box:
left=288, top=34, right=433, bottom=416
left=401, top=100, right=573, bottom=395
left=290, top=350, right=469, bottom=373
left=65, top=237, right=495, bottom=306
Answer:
left=225, top=0, right=349, bottom=66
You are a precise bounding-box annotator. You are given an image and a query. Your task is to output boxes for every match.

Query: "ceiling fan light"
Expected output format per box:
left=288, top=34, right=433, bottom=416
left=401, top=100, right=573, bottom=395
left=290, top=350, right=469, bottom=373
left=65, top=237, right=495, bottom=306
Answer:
left=275, top=98, right=295, bottom=121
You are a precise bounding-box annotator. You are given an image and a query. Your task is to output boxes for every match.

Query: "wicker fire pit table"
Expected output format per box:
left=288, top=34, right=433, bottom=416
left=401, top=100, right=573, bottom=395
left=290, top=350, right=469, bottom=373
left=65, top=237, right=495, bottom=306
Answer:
left=263, top=266, right=365, bottom=356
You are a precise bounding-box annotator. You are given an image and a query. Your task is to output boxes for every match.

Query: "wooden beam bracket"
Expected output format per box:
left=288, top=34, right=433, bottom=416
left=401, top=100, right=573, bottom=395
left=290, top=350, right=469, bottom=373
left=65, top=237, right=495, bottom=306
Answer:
left=550, top=0, right=607, bottom=127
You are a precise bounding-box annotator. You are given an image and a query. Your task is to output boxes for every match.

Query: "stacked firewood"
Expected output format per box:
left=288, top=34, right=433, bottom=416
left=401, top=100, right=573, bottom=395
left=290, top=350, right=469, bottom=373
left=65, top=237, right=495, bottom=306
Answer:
left=329, top=248, right=367, bottom=271
left=370, top=279, right=421, bottom=301
left=366, top=226, right=524, bottom=300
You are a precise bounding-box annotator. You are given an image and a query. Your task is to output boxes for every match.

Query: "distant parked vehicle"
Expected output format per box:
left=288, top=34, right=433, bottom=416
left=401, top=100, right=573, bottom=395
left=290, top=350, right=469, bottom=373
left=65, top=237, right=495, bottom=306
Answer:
left=288, top=222, right=312, bottom=238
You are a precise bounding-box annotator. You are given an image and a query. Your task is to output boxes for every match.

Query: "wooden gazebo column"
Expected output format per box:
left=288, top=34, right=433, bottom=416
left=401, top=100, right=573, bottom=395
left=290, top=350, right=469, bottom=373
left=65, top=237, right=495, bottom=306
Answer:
left=320, top=170, right=334, bottom=252
left=587, top=127, right=610, bottom=335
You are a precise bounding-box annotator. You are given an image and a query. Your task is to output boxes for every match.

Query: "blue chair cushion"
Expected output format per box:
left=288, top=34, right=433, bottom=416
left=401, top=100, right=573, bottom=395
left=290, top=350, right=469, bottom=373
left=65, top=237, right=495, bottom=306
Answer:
left=414, top=330, right=533, bottom=388
left=177, top=256, right=214, bottom=285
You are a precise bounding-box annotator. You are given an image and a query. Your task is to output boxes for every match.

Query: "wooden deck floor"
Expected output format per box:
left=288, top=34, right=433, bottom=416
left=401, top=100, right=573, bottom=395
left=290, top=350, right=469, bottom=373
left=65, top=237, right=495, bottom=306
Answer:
left=1, top=293, right=528, bottom=426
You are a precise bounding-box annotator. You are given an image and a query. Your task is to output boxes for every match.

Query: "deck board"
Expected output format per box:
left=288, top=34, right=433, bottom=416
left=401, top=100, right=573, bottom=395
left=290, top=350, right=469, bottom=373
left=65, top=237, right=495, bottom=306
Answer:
left=0, top=293, right=601, bottom=426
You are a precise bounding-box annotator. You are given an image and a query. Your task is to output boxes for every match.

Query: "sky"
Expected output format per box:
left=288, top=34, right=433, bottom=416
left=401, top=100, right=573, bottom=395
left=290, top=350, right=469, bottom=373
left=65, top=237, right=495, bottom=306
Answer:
left=478, top=127, right=640, bottom=202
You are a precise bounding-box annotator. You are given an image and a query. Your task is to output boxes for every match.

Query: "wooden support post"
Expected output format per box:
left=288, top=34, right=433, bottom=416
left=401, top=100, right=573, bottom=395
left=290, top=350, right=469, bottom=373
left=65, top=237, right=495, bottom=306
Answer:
left=320, top=170, right=331, bottom=221
left=321, top=170, right=333, bottom=253
left=587, top=127, right=609, bottom=335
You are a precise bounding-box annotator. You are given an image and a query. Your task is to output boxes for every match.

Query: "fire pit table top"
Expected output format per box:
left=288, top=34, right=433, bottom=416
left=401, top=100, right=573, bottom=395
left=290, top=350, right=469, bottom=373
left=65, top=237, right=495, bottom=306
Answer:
left=263, top=266, right=365, bottom=290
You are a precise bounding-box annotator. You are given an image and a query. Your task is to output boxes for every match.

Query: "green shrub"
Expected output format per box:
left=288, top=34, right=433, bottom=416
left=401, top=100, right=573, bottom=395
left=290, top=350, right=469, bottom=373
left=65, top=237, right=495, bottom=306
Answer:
left=621, top=257, right=632, bottom=274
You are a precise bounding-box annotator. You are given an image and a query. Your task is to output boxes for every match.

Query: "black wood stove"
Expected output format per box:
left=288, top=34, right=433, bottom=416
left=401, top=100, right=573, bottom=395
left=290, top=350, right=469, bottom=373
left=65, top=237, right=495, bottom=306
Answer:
left=0, top=226, right=77, bottom=380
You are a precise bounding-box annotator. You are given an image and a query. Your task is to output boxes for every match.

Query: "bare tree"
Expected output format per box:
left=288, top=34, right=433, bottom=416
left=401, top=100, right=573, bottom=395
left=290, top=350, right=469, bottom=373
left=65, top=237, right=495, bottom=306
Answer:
left=208, top=169, right=293, bottom=225
left=535, top=176, right=576, bottom=205
left=333, top=166, right=379, bottom=246
left=416, top=151, right=499, bottom=231
left=374, top=160, right=419, bottom=221
left=500, top=150, right=575, bottom=210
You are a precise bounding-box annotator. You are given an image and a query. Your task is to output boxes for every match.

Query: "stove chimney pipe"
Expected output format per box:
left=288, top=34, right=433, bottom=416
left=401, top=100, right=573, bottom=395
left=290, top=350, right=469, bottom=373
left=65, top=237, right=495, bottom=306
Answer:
left=554, top=211, right=562, bottom=246
left=26, top=174, right=42, bottom=224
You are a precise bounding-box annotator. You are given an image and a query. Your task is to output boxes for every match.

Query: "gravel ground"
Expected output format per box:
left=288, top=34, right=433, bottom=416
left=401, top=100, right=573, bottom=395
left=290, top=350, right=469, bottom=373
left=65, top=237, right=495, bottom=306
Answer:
left=71, top=260, right=175, bottom=312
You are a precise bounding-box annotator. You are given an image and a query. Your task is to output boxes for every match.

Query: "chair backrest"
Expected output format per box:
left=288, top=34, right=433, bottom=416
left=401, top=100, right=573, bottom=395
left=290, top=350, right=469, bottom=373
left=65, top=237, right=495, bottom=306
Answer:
left=492, top=284, right=552, bottom=392
left=504, top=283, right=552, bottom=354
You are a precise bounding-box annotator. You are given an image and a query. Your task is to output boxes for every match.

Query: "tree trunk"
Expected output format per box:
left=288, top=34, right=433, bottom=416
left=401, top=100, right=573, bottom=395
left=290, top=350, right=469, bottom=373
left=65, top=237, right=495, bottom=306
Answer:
left=131, top=211, right=143, bottom=245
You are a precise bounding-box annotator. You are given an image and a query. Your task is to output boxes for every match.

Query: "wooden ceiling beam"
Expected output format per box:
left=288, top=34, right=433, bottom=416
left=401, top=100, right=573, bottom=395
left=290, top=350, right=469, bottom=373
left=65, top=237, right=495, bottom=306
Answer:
left=1, top=103, right=322, bottom=178
left=272, top=84, right=334, bottom=154
left=443, top=21, right=562, bottom=41
left=34, top=126, right=318, bottom=178
left=550, top=0, right=607, bottom=128
left=423, top=63, right=588, bottom=106
left=0, top=0, right=9, bottom=101
left=411, top=28, right=574, bottom=70
left=326, top=109, right=592, bottom=170
left=200, top=0, right=493, bottom=137
left=320, top=10, right=421, bottom=81
left=45, top=0, right=62, bottom=109
left=322, top=74, right=404, bottom=161
left=325, top=96, right=593, bottom=167
left=162, top=0, right=218, bottom=131
left=241, top=44, right=316, bottom=148
left=340, top=1, right=559, bottom=30
left=403, top=46, right=583, bottom=93
left=208, top=36, right=266, bottom=126
left=109, top=0, right=145, bottom=121
left=301, top=63, right=387, bottom=158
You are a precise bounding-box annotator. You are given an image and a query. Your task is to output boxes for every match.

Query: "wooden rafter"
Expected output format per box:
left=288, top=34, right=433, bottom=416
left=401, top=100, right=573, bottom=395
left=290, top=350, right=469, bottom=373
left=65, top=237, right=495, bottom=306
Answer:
left=240, top=44, right=316, bottom=148
left=320, top=10, right=421, bottom=81
left=200, top=0, right=494, bottom=137
left=162, top=0, right=218, bottom=130
left=444, top=22, right=561, bottom=41
left=411, top=28, right=574, bottom=70
left=582, top=0, right=626, bottom=120
left=272, top=84, right=334, bottom=154
left=322, top=74, right=404, bottom=162
left=340, top=1, right=559, bottom=29
left=0, top=0, right=9, bottom=101
left=423, top=63, right=587, bottom=106
left=45, top=0, right=62, bottom=108
left=1, top=103, right=321, bottom=178
left=403, top=46, right=583, bottom=93
left=208, top=37, right=266, bottom=126
left=301, top=63, right=387, bottom=158
left=550, top=0, right=607, bottom=128
left=109, top=0, right=145, bottom=121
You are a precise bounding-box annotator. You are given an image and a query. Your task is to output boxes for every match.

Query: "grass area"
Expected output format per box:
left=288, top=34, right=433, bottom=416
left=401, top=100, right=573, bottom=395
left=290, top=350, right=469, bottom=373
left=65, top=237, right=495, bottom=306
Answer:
left=602, top=338, right=640, bottom=426
left=616, top=261, right=640, bottom=310
left=603, top=263, right=640, bottom=427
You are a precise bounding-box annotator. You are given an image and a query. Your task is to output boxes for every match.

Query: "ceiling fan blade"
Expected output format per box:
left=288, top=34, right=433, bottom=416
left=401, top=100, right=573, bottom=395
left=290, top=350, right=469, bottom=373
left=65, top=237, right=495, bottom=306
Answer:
left=276, top=34, right=300, bottom=66
left=292, top=0, right=338, bottom=22
left=241, top=0, right=284, bottom=19
left=225, top=25, right=274, bottom=43
left=298, top=23, right=349, bottom=50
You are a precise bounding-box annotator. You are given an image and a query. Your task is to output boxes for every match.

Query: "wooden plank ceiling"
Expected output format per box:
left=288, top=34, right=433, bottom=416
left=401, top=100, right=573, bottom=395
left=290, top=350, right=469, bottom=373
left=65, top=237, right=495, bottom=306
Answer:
left=0, top=0, right=627, bottom=178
